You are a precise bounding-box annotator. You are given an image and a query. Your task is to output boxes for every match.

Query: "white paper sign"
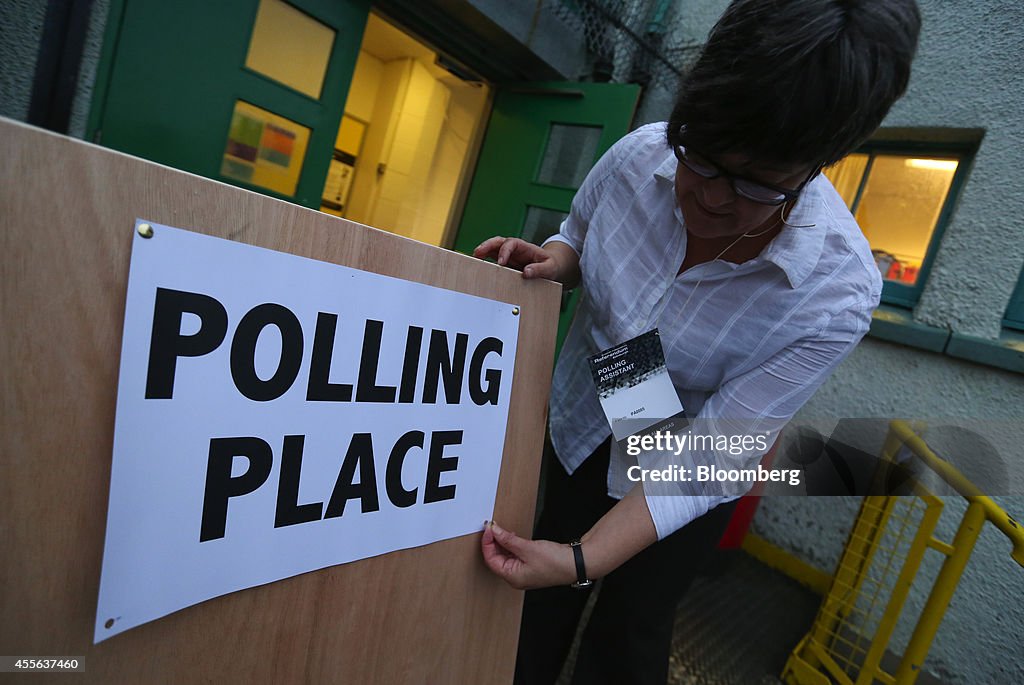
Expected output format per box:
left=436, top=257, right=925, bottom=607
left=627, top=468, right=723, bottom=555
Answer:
left=96, top=221, right=520, bottom=642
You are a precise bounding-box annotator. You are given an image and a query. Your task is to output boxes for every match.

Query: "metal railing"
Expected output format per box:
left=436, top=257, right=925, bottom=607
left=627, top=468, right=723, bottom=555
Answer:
left=783, top=420, right=1024, bottom=685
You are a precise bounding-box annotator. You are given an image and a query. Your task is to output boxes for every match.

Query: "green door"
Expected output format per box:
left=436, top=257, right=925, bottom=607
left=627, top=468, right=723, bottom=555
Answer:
left=454, top=82, right=641, bottom=351
left=88, top=0, right=370, bottom=208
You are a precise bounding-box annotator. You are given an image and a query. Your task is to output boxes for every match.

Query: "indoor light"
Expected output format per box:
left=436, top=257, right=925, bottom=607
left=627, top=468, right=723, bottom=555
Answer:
left=905, top=158, right=959, bottom=171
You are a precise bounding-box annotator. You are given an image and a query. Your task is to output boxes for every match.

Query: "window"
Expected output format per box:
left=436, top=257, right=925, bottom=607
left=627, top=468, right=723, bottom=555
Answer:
left=824, top=141, right=973, bottom=307
left=244, top=0, right=336, bottom=100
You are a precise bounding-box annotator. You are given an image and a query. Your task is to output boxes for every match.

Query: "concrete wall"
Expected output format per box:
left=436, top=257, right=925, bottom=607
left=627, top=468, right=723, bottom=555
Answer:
left=0, top=0, right=48, bottom=123
left=67, top=0, right=108, bottom=139
left=466, top=0, right=587, bottom=79
left=629, top=0, right=720, bottom=126
left=653, top=1, right=1024, bottom=682
left=0, top=0, right=108, bottom=138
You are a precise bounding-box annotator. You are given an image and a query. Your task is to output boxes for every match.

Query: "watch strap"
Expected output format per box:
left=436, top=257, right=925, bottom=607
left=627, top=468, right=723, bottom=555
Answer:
left=569, top=539, right=592, bottom=588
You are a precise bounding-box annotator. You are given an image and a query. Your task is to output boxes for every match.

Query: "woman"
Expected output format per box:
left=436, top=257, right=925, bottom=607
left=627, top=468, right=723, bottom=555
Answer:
left=474, top=1, right=922, bottom=683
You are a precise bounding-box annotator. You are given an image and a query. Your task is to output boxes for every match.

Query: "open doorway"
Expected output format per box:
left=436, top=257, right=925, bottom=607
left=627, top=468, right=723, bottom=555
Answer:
left=320, top=13, right=492, bottom=248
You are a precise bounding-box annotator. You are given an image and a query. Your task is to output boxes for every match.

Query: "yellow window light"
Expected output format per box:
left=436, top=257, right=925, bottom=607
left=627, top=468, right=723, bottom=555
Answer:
left=905, top=158, right=959, bottom=171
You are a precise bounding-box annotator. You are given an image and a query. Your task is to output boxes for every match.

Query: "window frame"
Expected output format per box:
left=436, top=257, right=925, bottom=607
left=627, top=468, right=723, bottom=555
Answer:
left=1003, top=269, right=1024, bottom=331
left=833, top=139, right=976, bottom=308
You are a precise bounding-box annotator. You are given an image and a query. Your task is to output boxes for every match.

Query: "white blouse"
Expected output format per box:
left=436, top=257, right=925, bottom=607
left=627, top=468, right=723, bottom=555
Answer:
left=543, top=122, right=881, bottom=539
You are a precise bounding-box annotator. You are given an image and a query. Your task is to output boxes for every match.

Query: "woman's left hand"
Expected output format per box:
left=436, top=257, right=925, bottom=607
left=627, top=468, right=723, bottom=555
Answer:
left=480, top=521, right=577, bottom=590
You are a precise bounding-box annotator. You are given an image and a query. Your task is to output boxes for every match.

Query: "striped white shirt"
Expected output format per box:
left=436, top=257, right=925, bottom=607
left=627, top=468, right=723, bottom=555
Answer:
left=543, top=122, right=881, bottom=539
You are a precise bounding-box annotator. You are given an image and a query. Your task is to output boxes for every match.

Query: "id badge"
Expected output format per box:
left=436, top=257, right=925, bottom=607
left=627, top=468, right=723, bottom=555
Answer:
left=587, top=329, right=685, bottom=441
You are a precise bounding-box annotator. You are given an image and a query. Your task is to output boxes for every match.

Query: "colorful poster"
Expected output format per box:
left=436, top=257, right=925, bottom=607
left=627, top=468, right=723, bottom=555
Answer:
left=220, top=101, right=310, bottom=196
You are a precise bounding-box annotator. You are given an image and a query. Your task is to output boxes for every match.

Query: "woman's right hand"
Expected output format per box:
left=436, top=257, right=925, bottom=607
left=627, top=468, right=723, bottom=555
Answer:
left=473, top=237, right=579, bottom=286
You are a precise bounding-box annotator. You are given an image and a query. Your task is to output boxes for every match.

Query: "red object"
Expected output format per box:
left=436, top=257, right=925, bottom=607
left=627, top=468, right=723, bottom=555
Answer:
left=717, top=440, right=780, bottom=549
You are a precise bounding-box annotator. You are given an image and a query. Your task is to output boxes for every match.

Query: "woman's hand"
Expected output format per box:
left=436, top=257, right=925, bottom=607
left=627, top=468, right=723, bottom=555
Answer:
left=480, top=488, right=658, bottom=591
left=480, top=521, right=577, bottom=590
left=472, top=237, right=579, bottom=286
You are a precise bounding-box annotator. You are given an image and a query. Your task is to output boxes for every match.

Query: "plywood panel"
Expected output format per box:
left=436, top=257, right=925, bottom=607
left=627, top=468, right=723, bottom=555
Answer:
left=0, top=118, right=561, bottom=684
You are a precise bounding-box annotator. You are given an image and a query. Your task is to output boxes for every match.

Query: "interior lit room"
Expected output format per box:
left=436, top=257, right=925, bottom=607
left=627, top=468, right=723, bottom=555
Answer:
left=319, top=14, right=492, bottom=248
left=825, top=154, right=959, bottom=286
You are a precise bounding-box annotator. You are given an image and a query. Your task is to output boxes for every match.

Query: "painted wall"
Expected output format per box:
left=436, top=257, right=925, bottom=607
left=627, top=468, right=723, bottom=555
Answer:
left=370, top=58, right=451, bottom=237
left=657, top=1, right=1024, bottom=682
left=413, top=81, right=489, bottom=244
left=344, top=49, right=386, bottom=223
left=343, top=53, right=484, bottom=246
left=344, top=50, right=383, bottom=123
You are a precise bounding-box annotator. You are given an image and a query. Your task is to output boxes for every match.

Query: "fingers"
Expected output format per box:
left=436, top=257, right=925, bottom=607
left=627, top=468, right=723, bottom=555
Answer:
left=482, top=521, right=522, bottom=555
left=481, top=522, right=524, bottom=588
left=473, top=237, right=558, bottom=281
left=496, top=239, right=521, bottom=267
left=482, top=521, right=522, bottom=563
left=475, top=237, right=537, bottom=267
left=523, top=259, right=559, bottom=281
left=480, top=524, right=573, bottom=590
left=473, top=236, right=506, bottom=259
left=480, top=524, right=508, bottom=571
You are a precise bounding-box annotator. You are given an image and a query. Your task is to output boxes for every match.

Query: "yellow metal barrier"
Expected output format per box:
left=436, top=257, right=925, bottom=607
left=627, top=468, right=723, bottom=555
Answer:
left=782, top=420, right=1024, bottom=685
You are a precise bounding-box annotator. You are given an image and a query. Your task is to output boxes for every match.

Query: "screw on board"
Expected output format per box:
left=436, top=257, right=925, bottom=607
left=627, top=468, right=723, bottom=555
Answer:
left=512, top=307, right=520, bottom=316
left=137, top=223, right=154, bottom=239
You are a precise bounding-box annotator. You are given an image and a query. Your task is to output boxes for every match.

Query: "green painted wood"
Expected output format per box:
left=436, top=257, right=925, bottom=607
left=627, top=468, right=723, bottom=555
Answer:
left=90, top=0, right=369, bottom=209
left=867, top=306, right=950, bottom=353
left=865, top=308, right=1024, bottom=375
left=454, top=81, right=640, bottom=353
left=1003, top=267, right=1024, bottom=331
left=947, top=331, right=1024, bottom=374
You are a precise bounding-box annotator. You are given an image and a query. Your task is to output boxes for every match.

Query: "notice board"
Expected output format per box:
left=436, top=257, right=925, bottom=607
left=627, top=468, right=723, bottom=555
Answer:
left=0, top=118, right=561, bottom=683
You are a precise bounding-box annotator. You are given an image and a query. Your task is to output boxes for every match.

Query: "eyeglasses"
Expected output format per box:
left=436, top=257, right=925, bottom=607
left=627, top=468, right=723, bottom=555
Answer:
left=672, top=144, right=820, bottom=206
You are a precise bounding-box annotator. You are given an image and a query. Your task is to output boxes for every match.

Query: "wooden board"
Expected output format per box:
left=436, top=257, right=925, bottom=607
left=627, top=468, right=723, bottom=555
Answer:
left=0, top=118, right=561, bottom=684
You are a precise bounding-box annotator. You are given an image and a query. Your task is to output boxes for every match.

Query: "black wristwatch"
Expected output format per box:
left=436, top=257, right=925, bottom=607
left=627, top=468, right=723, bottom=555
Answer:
left=569, top=539, right=592, bottom=588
